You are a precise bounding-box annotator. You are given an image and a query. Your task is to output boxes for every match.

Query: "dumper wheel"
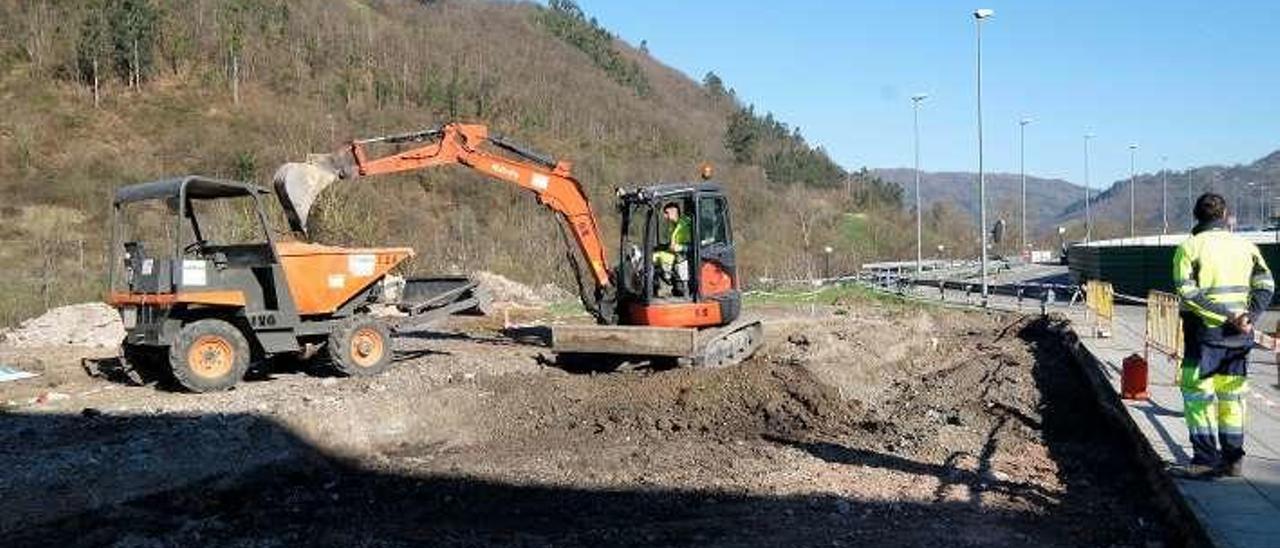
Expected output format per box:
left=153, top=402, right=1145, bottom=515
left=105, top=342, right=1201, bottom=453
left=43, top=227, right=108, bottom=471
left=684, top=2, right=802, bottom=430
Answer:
left=329, top=317, right=392, bottom=377
left=169, top=319, right=251, bottom=393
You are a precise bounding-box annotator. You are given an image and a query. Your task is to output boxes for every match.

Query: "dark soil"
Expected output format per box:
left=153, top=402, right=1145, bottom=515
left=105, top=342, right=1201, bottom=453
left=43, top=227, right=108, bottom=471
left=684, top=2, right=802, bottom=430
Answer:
left=4, top=310, right=1173, bottom=547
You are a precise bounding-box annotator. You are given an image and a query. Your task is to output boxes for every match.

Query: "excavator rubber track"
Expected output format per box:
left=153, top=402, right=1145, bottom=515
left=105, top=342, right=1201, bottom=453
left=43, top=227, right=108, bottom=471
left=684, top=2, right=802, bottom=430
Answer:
left=550, top=318, right=763, bottom=368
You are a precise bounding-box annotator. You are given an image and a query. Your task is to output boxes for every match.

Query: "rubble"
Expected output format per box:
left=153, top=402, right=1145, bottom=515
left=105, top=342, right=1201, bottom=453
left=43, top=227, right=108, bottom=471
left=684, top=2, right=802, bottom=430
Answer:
left=0, top=303, right=124, bottom=349
left=471, top=271, right=570, bottom=306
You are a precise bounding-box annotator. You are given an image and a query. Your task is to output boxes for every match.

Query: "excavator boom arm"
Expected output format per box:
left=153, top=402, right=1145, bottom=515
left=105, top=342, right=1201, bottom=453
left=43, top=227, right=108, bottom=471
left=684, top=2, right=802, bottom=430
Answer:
left=275, top=123, right=615, bottom=321
left=348, top=124, right=611, bottom=291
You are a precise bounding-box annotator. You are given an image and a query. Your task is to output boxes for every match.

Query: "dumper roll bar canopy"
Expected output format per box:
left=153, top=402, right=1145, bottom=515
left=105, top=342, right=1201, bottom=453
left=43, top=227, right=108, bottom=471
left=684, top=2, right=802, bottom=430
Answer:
left=113, top=175, right=272, bottom=205
left=109, top=175, right=278, bottom=295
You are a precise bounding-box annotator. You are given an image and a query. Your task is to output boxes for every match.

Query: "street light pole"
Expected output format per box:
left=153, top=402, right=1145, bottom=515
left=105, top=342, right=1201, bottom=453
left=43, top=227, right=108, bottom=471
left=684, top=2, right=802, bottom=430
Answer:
left=1249, top=182, right=1264, bottom=228
left=1260, top=183, right=1266, bottom=227
left=974, top=8, right=994, bottom=305
left=912, top=93, right=928, bottom=277
left=1262, top=182, right=1268, bottom=225
left=1187, top=171, right=1193, bottom=223
left=1084, top=133, right=1094, bottom=241
left=1161, top=155, right=1168, bottom=234
left=1020, top=118, right=1031, bottom=256
left=1129, top=143, right=1138, bottom=238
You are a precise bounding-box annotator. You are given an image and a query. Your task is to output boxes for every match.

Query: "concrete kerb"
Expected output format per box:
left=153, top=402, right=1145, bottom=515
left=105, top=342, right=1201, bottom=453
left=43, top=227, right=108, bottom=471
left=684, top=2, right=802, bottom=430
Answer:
left=1052, top=320, right=1212, bottom=547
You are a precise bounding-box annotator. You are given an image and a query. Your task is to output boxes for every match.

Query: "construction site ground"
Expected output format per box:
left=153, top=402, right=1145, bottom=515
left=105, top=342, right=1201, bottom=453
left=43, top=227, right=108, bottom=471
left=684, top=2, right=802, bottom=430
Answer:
left=1, top=292, right=1172, bottom=547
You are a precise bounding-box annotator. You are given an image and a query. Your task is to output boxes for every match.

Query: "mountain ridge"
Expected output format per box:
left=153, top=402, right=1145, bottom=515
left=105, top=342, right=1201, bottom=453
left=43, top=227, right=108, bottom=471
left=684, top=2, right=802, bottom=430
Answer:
left=875, top=146, right=1280, bottom=241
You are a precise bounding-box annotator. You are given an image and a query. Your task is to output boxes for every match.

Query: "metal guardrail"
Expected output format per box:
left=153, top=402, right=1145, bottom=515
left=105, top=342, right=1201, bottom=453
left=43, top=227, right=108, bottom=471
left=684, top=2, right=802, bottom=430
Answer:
left=851, top=269, right=1080, bottom=315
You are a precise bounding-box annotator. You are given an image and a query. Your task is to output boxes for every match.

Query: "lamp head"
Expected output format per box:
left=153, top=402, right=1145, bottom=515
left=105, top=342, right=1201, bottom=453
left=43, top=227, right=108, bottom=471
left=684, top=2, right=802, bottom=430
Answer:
left=974, top=8, right=995, bottom=19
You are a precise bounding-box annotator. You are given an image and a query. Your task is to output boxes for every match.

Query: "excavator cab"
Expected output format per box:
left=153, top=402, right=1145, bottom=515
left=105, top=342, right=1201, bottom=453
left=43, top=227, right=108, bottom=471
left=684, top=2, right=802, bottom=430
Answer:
left=615, top=183, right=740, bottom=328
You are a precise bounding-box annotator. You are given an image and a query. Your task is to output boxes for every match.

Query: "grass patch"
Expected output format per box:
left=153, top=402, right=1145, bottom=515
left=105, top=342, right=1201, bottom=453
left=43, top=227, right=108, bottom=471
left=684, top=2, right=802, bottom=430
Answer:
left=745, top=283, right=933, bottom=311
left=544, top=299, right=591, bottom=319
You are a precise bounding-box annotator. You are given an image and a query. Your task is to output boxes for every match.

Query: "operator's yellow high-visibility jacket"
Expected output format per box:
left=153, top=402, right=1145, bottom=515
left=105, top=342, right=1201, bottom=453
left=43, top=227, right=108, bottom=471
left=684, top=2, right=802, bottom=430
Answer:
left=669, top=216, right=692, bottom=254
left=1173, top=221, right=1275, bottom=349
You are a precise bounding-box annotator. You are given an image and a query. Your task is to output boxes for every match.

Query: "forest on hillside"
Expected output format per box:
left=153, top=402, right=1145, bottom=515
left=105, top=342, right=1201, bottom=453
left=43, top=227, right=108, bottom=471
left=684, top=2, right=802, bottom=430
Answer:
left=0, top=0, right=979, bottom=325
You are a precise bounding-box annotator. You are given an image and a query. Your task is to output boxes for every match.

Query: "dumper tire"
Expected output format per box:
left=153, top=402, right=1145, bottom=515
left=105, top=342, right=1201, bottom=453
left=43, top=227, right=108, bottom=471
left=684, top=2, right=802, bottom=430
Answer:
left=329, top=317, right=393, bottom=377
left=169, top=319, right=251, bottom=393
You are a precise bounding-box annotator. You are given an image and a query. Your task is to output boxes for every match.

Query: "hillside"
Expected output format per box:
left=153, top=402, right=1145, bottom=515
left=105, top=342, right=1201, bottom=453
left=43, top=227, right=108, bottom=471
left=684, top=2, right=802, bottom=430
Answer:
left=874, top=168, right=1085, bottom=243
left=877, top=147, right=1280, bottom=245
left=0, top=0, right=921, bottom=325
left=1054, top=150, right=1280, bottom=238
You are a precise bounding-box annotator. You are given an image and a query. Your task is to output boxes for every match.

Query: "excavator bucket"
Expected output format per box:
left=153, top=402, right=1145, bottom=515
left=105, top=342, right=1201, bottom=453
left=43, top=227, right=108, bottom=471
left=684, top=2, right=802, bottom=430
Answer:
left=273, top=154, right=345, bottom=234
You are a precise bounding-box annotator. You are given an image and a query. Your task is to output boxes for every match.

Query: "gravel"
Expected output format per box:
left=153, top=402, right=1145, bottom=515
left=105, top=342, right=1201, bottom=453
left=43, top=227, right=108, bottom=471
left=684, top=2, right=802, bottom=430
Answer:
left=0, top=302, right=123, bottom=349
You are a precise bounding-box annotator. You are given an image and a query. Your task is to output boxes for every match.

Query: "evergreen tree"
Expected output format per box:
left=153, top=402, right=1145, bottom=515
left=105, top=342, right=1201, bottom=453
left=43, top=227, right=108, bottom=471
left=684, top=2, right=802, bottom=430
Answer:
left=703, top=71, right=725, bottom=96
left=105, top=0, right=157, bottom=88
left=75, top=2, right=110, bottom=106
left=724, top=106, right=759, bottom=163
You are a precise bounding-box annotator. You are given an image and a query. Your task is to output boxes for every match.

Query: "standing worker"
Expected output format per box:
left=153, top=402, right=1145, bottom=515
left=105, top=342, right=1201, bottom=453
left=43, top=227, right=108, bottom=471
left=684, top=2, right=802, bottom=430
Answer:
left=1171, top=193, right=1274, bottom=479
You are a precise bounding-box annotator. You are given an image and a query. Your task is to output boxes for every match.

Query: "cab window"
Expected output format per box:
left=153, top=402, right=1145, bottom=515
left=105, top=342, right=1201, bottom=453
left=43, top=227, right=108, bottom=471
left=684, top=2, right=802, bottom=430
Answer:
left=698, top=196, right=730, bottom=246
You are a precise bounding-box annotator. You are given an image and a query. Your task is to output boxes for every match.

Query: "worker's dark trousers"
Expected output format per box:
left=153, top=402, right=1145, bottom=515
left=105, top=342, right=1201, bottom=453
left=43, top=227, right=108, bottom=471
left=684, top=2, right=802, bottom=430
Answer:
left=1180, top=349, right=1249, bottom=466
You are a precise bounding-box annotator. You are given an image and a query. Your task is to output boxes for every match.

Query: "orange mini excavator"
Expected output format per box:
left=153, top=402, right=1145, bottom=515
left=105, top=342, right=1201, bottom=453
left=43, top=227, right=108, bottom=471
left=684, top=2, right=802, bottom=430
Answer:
left=274, top=123, right=762, bottom=367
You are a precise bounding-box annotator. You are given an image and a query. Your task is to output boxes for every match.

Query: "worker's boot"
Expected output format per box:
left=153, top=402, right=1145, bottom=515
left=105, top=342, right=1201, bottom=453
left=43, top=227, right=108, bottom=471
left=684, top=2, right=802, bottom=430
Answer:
left=1168, top=462, right=1223, bottom=480
left=1219, top=460, right=1244, bottom=478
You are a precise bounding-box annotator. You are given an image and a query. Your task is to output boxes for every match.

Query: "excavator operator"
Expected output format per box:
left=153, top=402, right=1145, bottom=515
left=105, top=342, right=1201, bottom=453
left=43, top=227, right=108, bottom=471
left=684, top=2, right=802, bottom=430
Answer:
left=654, top=202, right=692, bottom=297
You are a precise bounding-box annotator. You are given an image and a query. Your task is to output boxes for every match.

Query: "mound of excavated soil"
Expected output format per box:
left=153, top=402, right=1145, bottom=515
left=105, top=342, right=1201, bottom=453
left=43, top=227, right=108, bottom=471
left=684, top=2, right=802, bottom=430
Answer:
left=471, top=271, right=570, bottom=306
left=0, top=303, right=123, bottom=349
left=470, top=358, right=864, bottom=447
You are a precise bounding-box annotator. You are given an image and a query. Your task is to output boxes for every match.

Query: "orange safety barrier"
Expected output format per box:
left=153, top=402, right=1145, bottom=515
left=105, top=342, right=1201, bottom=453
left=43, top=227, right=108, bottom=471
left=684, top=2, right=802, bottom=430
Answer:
left=1144, top=290, right=1183, bottom=361
left=1148, top=289, right=1280, bottom=381
left=1083, top=280, right=1114, bottom=338
left=1144, top=290, right=1184, bottom=385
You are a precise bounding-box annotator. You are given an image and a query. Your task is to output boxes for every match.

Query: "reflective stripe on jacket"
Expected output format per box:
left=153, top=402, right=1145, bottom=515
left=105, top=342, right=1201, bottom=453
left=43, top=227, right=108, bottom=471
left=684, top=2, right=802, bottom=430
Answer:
left=1173, top=222, right=1274, bottom=346
left=670, top=216, right=692, bottom=253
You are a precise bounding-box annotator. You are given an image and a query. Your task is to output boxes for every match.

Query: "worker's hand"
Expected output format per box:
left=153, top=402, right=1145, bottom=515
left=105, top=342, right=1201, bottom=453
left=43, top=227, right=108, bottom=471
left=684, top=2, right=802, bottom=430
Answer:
left=1230, top=313, right=1254, bottom=335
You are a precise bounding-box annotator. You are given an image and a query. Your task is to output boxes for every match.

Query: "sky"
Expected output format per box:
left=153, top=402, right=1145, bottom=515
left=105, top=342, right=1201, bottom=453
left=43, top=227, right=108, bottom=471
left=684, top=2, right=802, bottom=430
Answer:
left=578, top=0, right=1280, bottom=191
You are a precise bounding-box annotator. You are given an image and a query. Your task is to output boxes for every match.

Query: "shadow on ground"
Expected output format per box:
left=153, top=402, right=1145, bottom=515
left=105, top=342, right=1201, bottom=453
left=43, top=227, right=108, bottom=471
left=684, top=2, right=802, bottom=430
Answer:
left=2, top=318, right=1180, bottom=547
left=0, top=410, right=1138, bottom=547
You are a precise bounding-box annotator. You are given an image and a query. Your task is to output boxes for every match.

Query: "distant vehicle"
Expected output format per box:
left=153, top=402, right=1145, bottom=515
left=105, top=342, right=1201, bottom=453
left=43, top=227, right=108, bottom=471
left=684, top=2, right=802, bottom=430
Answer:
left=1059, top=240, right=1083, bottom=265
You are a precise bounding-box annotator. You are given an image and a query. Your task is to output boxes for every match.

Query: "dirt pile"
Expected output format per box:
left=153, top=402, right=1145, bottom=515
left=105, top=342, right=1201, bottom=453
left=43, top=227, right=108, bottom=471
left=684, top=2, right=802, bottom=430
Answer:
left=1, top=306, right=1168, bottom=547
left=472, top=271, right=570, bottom=306
left=0, top=303, right=123, bottom=349
left=465, top=359, right=865, bottom=449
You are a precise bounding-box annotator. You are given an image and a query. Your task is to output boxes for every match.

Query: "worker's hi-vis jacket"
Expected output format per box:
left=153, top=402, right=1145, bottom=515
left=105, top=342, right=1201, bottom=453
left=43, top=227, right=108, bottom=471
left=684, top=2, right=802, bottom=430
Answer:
left=669, top=216, right=692, bottom=253
left=1173, top=221, right=1275, bottom=348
